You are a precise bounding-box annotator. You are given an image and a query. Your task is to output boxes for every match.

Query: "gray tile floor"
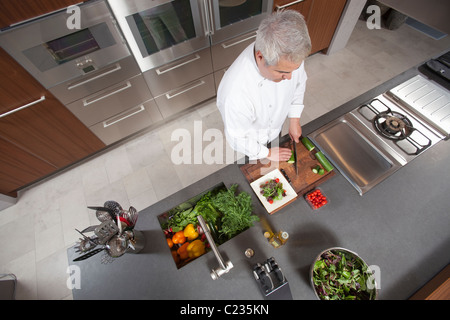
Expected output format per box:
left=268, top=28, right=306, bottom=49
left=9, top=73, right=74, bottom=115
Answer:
left=1, top=19, right=449, bottom=300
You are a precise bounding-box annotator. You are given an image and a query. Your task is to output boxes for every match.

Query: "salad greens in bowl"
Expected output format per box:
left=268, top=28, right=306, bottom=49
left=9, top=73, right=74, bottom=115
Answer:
left=310, top=247, right=378, bottom=300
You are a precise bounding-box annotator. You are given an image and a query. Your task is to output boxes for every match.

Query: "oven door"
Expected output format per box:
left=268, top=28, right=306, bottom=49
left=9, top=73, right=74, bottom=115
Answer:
left=208, top=0, right=273, bottom=44
left=0, top=0, right=129, bottom=89
left=108, top=0, right=210, bottom=72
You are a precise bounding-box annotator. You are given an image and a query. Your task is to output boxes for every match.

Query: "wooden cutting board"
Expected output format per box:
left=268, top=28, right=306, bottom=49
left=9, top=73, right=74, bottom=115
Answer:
left=240, top=139, right=335, bottom=206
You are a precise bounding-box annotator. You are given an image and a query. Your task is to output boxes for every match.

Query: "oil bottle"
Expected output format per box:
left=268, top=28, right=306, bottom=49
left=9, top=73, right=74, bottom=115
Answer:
left=264, top=230, right=289, bottom=248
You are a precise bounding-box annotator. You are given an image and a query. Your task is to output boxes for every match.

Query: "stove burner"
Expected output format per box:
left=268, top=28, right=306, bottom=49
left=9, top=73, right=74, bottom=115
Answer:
left=384, top=116, right=406, bottom=133
left=357, top=97, right=434, bottom=156
left=373, top=111, right=413, bottom=140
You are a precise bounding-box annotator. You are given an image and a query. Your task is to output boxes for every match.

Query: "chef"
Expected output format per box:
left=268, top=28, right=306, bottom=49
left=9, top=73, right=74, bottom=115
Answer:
left=217, top=10, right=311, bottom=162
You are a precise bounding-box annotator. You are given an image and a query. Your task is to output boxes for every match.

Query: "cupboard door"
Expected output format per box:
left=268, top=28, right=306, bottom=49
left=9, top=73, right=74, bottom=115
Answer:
left=0, top=136, right=56, bottom=197
left=273, top=0, right=347, bottom=55
left=0, top=0, right=83, bottom=29
left=273, top=0, right=313, bottom=21
left=0, top=49, right=44, bottom=115
left=0, top=47, right=105, bottom=195
left=0, top=48, right=105, bottom=167
left=307, top=0, right=347, bottom=53
left=0, top=94, right=105, bottom=168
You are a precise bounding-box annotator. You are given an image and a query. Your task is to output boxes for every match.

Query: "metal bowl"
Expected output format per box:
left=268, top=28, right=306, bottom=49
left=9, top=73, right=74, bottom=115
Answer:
left=310, top=247, right=378, bottom=300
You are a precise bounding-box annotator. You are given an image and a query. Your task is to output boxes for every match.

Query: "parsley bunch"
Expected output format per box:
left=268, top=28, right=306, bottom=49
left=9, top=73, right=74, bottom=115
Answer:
left=211, top=184, right=259, bottom=239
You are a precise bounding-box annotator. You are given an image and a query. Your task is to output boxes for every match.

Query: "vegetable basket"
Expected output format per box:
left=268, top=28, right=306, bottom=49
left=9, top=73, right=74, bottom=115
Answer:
left=157, top=182, right=258, bottom=269
left=310, top=247, right=378, bottom=300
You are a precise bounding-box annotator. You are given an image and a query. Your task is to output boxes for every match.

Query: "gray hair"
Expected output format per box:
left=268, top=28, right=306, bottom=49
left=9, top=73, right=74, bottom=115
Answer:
left=255, top=10, right=311, bottom=66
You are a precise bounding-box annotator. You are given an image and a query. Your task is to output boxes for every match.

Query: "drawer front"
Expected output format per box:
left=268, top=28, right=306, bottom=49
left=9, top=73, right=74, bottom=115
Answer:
left=214, top=68, right=227, bottom=92
left=143, top=48, right=213, bottom=97
left=211, top=30, right=257, bottom=72
left=66, top=74, right=153, bottom=126
left=49, top=56, right=141, bottom=105
left=155, top=74, right=215, bottom=119
left=90, top=99, right=163, bottom=145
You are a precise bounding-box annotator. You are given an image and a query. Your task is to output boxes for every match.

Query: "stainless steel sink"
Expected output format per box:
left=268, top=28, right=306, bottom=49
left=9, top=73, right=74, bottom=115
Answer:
left=308, top=112, right=405, bottom=195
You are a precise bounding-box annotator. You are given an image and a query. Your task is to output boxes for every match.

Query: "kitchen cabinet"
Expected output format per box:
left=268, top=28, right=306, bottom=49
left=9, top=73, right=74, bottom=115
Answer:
left=0, top=48, right=105, bottom=196
left=0, top=137, right=56, bottom=197
left=211, top=30, right=259, bottom=91
left=53, top=55, right=161, bottom=146
left=273, top=0, right=347, bottom=54
left=273, top=0, right=313, bottom=20
left=0, top=0, right=83, bottom=29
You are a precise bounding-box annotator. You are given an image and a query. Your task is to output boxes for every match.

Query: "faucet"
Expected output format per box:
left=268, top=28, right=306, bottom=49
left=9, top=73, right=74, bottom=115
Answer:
left=197, top=215, right=233, bottom=280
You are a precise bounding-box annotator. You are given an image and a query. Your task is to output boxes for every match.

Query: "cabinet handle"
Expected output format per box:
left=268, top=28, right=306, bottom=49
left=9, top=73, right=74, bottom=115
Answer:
left=205, top=0, right=215, bottom=36
left=83, top=81, right=131, bottom=107
left=156, top=54, right=201, bottom=75
left=103, top=105, right=145, bottom=128
left=276, top=0, right=305, bottom=10
left=165, top=80, right=205, bottom=99
left=67, top=63, right=122, bottom=90
left=202, top=0, right=212, bottom=36
left=221, top=33, right=257, bottom=49
left=0, top=96, right=45, bottom=118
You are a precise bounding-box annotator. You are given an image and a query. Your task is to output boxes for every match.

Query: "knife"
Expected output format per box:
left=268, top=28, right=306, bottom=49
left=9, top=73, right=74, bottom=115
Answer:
left=292, top=139, right=298, bottom=175
left=73, top=248, right=105, bottom=262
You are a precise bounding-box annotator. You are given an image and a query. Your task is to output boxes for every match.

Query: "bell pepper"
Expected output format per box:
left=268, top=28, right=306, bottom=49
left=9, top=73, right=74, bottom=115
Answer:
left=177, top=242, right=190, bottom=260
left=171, top=250, right=180, bottom=264
left=183, top=223, right=199, bottom=241
left=172, top=230, right=186, bottom=244
left=187, top=240, right=206, bottom=258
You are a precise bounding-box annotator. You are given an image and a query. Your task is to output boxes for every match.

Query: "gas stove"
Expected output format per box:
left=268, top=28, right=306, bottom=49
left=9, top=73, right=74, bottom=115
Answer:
left=309, top=74, right=450, bottom=195
left=351, top=76, right=447, bottom=165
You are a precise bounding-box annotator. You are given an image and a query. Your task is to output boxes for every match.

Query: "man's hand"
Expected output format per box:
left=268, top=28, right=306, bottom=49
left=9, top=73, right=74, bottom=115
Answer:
left=267, top=147, right=292, bottom=162
left=289, top=117, right=302, bottom=143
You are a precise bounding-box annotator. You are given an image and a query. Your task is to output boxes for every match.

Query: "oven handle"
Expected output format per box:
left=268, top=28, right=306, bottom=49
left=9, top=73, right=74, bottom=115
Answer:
left=83, top=81, right=131, bottom=107
left=155, top=54, right=201, bottom=75
left=165, top=80, right=205, bottom=99
left=67, top=63, right=122, bottom=90
left=0, top=96, right=46, bottom=118
left=221, top=32, right=257, bottom=49
left=276, top=0, right=305, bottom=10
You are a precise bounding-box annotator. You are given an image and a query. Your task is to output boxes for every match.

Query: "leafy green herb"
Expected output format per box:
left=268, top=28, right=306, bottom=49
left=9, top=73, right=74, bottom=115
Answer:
left=166, top=184, right=259, bottom=239
left=211, top=184, right=259, bottom=239
left=167, top=207, right=196, bottom=232
left=260, top=178, right=286, bottom=203
left=312, top=250, right=376, bottom=300
left=191, top=192, right=221, bottom=226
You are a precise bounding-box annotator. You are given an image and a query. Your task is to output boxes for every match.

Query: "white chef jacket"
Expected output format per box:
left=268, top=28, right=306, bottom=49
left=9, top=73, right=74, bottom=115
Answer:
left=217, top=43, right=307, bottom=160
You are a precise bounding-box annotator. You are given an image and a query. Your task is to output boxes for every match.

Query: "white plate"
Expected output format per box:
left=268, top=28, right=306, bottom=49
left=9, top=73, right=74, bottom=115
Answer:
left=250, top=168, right=297, bottom=214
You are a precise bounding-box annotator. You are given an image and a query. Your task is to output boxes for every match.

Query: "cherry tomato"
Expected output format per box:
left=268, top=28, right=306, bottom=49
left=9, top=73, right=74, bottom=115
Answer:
left=306, top=189, right=327, bottom=209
